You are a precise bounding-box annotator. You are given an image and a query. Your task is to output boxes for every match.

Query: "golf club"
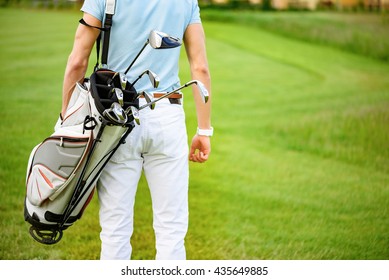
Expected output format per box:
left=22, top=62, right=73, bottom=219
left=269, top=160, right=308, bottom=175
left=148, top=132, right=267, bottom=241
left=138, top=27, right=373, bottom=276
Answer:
left=119, top=72, right=127, bottom=90
left=125, top=106, right=140, bottom=125
left=124, top=80, right=208, bottom=125
left=138, top=91, right=156, bottom=110
left=124, top=30, right=182, bottom=75
left=149, top=30, right=182, bottom=49
left=106, top=72, right=127, bottom=90
left=113, top=88, right=124, bottom=107
left=125, top=80, right=209, bottom=125
left=103, top=102, right=128, bottom=125
left=132, top=69, right=160, bottom=88
left=139, top=80, right=209, bottom=110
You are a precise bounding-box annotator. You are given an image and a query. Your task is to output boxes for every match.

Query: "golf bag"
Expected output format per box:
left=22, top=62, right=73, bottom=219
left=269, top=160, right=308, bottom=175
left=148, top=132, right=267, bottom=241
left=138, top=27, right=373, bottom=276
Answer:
left=23, top=0, right=139, bottom=244
left=24, top=68, right=139, bottom=244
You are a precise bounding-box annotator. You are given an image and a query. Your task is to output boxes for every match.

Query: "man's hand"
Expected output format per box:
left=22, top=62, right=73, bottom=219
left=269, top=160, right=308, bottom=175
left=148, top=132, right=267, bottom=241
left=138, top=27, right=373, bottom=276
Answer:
left=189, top=134, right=211, bottom=163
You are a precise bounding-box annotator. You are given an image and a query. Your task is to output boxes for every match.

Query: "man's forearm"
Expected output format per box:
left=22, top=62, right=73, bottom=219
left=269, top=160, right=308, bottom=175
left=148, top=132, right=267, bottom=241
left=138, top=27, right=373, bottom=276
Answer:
left=61, top=14, right=101, bottom=117
left=191, top=66, right=211, bottom=130
left=184, top=24, right=212, bottom=130
left=61, top=54, right=89, bottom=116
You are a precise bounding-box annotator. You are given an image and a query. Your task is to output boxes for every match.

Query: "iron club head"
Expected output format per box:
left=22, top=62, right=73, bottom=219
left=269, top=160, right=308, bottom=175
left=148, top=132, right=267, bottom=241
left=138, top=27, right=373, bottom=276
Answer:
left=103, top=102, right=127, bottom=125
left=182, top=80, right=209, bottom=103
left=193, top=80, right=209, bottom=103
left=132, top=69, right=160, bottom=88
left=129, top=106, right=140, bottom=125
left=112, top=88, right=124, bottom=107
left=147, top=70, right=160, bottom=88
left=119, top=73, right=127, bottom=90
left=107, top=72, right=119, bottom=87
left=141, top=91, right=156, bottom=110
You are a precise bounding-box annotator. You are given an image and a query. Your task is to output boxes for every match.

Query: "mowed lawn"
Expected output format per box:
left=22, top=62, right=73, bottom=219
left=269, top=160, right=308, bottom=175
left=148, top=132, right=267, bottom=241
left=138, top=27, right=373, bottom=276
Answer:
left=0, top=8, right=388, bottom=260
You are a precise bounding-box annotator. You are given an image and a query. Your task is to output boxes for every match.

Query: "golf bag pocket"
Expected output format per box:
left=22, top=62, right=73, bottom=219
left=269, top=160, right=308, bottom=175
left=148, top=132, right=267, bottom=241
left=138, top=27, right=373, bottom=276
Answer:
left=26, top=164, right=66, bottom=206
left=26, top=135, right=91, bottom=206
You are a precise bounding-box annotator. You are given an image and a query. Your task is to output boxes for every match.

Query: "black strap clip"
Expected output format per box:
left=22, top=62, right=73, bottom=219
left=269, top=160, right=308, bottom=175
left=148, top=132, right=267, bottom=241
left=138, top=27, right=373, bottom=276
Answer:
left=83, top=115, right=97, bottom=134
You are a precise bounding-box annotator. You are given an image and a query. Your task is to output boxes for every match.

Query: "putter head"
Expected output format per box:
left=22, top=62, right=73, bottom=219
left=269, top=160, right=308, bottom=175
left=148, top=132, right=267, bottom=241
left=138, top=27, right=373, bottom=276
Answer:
left=149, top=30, right=182, bottom=49
left=194, top=80, right=209, bottom=103
left=103, top=102, right=127, bottom=125
left=141, top=91, right=156, bottom=110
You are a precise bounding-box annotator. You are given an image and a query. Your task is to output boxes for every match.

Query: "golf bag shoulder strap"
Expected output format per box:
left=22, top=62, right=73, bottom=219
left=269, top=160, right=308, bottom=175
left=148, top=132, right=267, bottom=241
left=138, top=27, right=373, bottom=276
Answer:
left=101, top=0, right=116, bottom=67
left=78, top=0, right=116, bottom=69
left=78, top=18, right=108, bottom=31
left=78, top=18, right=106, bottom=68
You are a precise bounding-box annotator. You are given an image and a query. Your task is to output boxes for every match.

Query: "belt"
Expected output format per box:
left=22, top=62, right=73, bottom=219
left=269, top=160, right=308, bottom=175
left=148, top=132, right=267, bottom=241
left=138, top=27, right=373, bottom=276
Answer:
left=139, top=93, right=182, bottom=104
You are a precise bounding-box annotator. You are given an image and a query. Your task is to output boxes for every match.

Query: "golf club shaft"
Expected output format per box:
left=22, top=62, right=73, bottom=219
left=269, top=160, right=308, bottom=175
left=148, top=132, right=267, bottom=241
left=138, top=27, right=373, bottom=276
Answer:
left=138, top=81, right=196, bottom=110
left=131, top=70, right=148, bottom=87
left=126, top=82, right=192, bottom=117
left=124, top=41, right=148, bottom=75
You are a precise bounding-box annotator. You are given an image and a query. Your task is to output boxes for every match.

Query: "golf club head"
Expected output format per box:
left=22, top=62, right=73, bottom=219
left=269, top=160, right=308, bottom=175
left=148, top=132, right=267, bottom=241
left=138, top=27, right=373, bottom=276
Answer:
left=147, top=70, right=160, bottom=88
left=119, top=73, right=127, bottom=90
left=107, top=72, right=119, bottom=87
left=141, top=91, right=156, bottom=110
left=149, top=30, right=182, bottom=49
left=193, top=80, right=209, bottom=103
left=130, top=106, right=140, bottom=125
left=124, top=30, right=182, bottom=75
left=113, top=88, right=124, bottom=107
left=103, top=102, right=128, bottom=125
left=132, top=70, right=160, bottom=88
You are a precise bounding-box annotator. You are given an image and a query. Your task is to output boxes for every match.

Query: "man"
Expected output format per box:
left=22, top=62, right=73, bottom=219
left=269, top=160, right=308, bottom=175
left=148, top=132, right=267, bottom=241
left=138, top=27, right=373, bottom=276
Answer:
left=61, top=0, right=212, bottom=260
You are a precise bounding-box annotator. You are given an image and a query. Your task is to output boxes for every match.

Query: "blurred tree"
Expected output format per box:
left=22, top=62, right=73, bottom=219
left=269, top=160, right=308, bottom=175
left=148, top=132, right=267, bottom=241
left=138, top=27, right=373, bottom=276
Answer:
left=198, top=0, right=212, bottom=4
left=262, top=0, right=273, bottom=10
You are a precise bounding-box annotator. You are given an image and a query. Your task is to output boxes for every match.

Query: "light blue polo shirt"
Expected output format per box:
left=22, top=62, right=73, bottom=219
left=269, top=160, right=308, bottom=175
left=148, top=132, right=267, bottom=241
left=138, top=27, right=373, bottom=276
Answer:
left=81, top=0, right=201, bottom=93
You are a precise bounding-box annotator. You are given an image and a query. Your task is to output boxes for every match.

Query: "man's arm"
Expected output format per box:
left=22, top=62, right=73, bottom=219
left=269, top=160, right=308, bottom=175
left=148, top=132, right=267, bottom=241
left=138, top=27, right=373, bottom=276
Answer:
left=184, top=23, right=212, bottom=163
left=61, top=13, right=101, bottom=117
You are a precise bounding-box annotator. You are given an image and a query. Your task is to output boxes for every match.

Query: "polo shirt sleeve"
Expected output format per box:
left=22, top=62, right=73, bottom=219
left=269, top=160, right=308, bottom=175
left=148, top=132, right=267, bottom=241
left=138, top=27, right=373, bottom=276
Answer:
left=189, top=0, right=202, bottom=25
left=81, top=0, right=105, bottom=22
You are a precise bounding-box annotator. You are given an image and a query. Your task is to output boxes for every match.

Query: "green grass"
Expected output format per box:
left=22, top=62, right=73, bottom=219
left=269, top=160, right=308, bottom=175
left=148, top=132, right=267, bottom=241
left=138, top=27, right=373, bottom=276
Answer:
left=201, top=10, right=389, bottom=62
left=0, top=8, right=388, bottom=260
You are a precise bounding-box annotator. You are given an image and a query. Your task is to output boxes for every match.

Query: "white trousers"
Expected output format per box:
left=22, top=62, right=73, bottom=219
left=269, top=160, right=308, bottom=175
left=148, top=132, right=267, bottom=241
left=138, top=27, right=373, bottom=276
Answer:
left=97, top=99, right=189, bottom=260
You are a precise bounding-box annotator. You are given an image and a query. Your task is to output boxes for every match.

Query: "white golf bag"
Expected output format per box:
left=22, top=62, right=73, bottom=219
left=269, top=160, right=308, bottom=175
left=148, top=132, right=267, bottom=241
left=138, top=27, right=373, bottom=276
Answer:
left=24, top=69, right=139, bottom=244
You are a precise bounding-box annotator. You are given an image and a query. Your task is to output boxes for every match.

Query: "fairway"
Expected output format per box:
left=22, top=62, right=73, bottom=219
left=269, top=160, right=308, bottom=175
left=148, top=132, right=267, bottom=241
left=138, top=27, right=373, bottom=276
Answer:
left=0, top=8, right=388, bottom=260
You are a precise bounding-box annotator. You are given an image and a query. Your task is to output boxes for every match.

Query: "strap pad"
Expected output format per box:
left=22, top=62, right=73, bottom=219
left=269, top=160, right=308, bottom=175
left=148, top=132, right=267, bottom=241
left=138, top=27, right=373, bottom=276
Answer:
left=105, top=0, right=116, bottom=15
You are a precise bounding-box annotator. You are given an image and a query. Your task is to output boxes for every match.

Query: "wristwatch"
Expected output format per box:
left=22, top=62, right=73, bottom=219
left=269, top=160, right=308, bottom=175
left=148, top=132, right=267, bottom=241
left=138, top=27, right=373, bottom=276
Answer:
left=197, top=127, right=214, bottom=137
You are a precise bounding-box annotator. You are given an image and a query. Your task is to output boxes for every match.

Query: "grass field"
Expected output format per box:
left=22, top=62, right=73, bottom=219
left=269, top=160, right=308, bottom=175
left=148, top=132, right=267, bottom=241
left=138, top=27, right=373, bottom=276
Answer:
left=0, top=8, right=388, bottom=260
